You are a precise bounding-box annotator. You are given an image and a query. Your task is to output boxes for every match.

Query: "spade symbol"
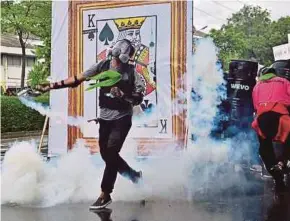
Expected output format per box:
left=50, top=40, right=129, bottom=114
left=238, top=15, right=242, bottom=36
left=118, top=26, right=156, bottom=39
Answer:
left=99, top=23, right=114, bottom=46
left=141, top=99, right=154, bottom=113
left=88, top=31, right=95, bottom=41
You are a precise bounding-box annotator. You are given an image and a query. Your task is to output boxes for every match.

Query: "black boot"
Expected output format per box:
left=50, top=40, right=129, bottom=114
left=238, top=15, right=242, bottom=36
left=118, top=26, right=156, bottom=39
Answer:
left=270, top=163, right=286, bottom=193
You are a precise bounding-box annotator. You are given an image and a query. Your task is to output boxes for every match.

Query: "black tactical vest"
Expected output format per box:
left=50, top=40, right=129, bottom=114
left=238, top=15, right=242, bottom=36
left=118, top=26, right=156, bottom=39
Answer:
left=97, top=59, right=135, bottom=110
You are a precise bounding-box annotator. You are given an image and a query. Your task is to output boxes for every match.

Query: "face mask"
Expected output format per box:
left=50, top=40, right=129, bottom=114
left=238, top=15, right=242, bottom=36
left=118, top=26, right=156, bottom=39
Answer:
left=111, top=40, right=134, bottom=63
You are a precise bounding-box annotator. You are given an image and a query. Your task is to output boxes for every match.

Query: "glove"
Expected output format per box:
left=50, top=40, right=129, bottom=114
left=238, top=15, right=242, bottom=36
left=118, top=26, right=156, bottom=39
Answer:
left=122, top=92, right=143, bottom=105
left=110, top=87, right=124, bottom=98
left=35, top=83, right=51, bottom=93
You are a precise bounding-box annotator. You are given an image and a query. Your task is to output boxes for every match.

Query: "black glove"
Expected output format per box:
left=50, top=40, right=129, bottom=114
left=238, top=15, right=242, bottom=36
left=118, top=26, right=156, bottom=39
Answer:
left=122, top=92, right=143, bottom=106
left=35, top=83, right=51, bottom=93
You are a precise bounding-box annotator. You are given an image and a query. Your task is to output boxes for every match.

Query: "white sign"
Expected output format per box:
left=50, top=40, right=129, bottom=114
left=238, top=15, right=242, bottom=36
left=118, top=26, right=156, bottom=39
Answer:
left=273, top=43, right=290, bottom=61
left=230, top=83, right=250, bottom=91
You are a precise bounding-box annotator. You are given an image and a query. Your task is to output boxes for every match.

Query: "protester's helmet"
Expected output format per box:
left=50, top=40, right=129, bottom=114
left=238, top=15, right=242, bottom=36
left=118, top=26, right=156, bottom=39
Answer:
left=261, top=67, right=276, bottom=75
left=110, top=39, right=135, bottom=64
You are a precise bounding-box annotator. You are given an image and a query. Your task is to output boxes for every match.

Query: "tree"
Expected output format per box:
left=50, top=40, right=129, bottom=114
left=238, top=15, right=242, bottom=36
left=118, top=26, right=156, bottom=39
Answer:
left=269, top=17, right=290, bottom=48
left=28, top=2, right=52, bottom=87
left=1, top=0, right=51, bottom=89
left=209, top=27, right=247, bottom=70
left=209, top=5, right=290, bottom=70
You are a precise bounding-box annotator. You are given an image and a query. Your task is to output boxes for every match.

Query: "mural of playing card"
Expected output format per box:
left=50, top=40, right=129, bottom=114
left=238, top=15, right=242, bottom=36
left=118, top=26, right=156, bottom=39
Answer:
left=49, top=1, right=193, bottom=152
left=96, top=16, right=157, bottom=127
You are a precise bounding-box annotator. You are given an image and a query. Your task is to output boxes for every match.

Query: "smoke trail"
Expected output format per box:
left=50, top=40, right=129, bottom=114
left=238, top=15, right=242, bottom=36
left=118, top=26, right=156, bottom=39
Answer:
left=19, top=96, right=161, bottom=133
left=189, top=38, right=226, bottom=139
left=19, top=97, right=88, bottom=133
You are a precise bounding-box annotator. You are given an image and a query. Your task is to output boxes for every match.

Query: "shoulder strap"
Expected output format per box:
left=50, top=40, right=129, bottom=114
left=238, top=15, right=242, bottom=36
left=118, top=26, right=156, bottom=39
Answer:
left=97, top=59, right=111, bottom=73
left=128, top=64, right=136, bottom=82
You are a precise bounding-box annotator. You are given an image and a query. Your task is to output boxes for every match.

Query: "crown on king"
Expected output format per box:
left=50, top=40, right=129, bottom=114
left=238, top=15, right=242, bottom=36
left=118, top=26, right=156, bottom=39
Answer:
left=114, top=17, right=146, bottom=31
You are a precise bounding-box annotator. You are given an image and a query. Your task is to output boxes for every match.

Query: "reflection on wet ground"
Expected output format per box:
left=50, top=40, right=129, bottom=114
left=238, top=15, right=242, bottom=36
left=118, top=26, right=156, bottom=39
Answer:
left=2, top=176, right=290, bottom=221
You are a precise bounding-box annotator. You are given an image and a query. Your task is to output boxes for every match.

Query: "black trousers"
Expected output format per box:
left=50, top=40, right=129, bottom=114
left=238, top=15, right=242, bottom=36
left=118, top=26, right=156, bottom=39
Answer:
left=99, top=115, right=138, bottom=194
left=258, top=112, right=290, bottom=177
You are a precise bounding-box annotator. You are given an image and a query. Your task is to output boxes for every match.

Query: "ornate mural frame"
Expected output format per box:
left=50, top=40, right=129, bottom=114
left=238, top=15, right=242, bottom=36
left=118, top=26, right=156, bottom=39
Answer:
left=68, top=0, right=188, bottom=153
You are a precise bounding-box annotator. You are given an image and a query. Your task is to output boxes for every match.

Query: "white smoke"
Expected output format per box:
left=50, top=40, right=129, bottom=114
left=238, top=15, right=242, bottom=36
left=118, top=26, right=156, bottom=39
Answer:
left=189, top=38, right=226, bottom=139
left=1, top=141, right=100, bottom=207
left=1, top=38, right=254, bottom=207
left=19, top=97, right=88, bottom=133
left=1, top=141, right=45, bottom=205
left=1, top=139, right=231, bottom=206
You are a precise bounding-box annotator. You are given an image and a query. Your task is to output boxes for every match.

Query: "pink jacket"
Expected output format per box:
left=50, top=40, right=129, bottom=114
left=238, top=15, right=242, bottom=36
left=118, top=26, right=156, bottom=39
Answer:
left=252, top=76, right=290, bottom=111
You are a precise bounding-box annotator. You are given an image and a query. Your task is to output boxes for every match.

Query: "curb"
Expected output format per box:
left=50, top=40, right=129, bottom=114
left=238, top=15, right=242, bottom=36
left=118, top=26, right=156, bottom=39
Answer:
left=1, top=131, right=48, bottom=139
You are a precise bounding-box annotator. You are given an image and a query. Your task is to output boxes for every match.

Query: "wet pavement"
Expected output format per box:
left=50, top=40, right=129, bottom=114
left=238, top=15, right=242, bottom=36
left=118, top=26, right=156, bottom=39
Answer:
left=2, top=180, right=290, bottom=221
left=1, top=147, right=290, bottom=221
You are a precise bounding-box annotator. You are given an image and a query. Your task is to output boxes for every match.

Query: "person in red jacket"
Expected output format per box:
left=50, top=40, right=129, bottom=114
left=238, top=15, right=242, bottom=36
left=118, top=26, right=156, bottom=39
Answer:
left=252, top=67, right=290, bottom=192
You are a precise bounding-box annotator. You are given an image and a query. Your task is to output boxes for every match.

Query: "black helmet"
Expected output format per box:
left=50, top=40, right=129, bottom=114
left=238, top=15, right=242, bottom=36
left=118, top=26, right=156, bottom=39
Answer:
left=261, top=67, right=276, bottom=75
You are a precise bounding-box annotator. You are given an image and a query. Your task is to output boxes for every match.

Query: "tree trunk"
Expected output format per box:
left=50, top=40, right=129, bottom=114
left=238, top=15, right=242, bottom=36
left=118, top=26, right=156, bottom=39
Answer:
left=19, top=33, right=26, bottom=89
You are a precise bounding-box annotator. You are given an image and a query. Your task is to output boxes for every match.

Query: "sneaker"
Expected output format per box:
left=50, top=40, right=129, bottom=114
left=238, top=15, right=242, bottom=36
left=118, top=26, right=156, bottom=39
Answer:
left=132, top=171, right=142, bottom=184
left=90, top=195, right=112, bottom=210
left=270, top=162, right=284, bottom=175
left=261, top=165, right=273, bottom=179
left=262, top=173, right=273, bottom=179
left=250, top=164, right=262, bottom=173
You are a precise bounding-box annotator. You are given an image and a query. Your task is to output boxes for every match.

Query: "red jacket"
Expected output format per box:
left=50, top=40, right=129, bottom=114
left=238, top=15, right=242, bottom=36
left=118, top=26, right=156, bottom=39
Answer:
left=252, top=75, right=290, bottom=143
left=252, top=76, right=290, bottom=110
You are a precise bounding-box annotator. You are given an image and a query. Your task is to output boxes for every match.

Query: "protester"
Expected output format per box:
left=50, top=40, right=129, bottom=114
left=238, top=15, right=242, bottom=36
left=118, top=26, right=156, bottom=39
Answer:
left=252, top=67, right=290, bottom=192
left=36, top=39, right=145, bottom=209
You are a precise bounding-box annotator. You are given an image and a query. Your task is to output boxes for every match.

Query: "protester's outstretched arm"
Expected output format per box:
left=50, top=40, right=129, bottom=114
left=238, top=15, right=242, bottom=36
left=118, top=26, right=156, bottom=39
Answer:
left=35, top=73, right=87, bottom=92
left=36, top=62, right=103, bottom=92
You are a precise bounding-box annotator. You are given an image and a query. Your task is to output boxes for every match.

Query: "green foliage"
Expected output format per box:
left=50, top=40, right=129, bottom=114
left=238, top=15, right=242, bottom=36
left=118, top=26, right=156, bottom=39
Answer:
left=209, top=5, right=290, bottom=70
left=28, top=62, right=49, bottom=87
left=1, top=0, right=52, bottom=88
left=34, top=94, right=50, bottom=103
left=1, top=1, right=51, bottom=38
left=209, top=27, right=247, bottom=70
left=1, top=95, right=49, bottom=133
left=29, top=1, right=52, bottom=85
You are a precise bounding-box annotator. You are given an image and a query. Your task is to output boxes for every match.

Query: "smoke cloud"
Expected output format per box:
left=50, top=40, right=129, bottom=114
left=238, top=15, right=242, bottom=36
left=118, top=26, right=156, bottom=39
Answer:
left=1, top=38, right=257, bottom=207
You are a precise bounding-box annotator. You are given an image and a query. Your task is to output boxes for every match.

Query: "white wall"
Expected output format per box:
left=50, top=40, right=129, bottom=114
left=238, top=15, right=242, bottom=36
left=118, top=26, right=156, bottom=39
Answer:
left=1, top=36, right=42, bottom=89
left=48, top=0, right=69, bottom=156
left=0, top=65, right=6, bottom=88
left=1, top=54, right=33, bottom=89
left=1, top=46, right=35, bottom=56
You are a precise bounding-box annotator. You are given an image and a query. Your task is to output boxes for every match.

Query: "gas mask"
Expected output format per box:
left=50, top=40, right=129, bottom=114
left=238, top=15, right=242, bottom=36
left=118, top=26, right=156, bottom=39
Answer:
left=110, top=39, right=135, bottom=64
